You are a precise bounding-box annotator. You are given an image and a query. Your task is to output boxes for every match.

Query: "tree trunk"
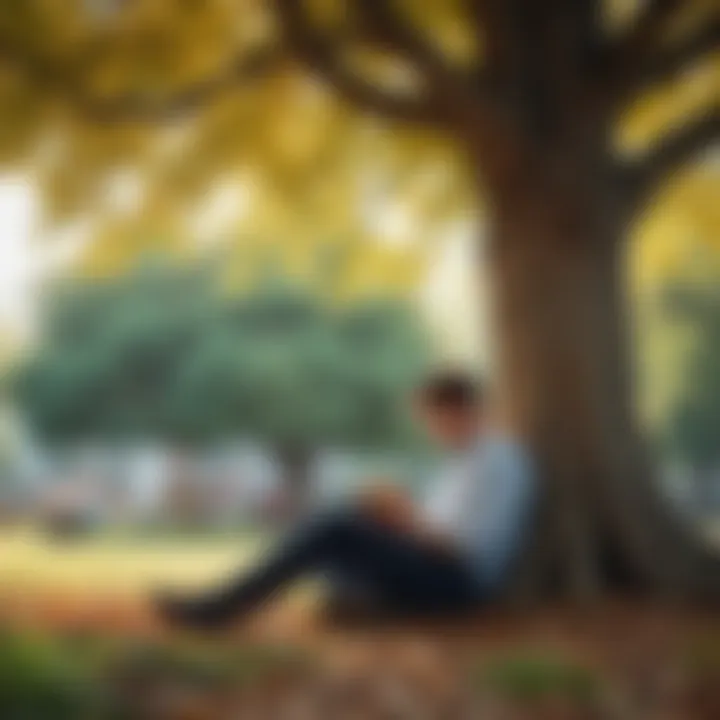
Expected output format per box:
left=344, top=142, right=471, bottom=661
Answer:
left=483, top=177, right=720, bottom=602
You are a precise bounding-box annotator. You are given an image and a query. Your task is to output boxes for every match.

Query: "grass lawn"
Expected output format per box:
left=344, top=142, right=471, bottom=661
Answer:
left=0, top=526, right=266, bottom=599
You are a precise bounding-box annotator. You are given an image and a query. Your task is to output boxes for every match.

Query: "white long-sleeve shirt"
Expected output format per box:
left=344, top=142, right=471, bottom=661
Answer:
left=422, top=434, right=536, bottom=592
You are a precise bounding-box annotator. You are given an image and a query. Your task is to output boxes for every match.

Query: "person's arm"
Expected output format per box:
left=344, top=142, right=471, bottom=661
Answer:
left=357, top=483, right=418, bottom=532
left=357, top=481, right=462, bottom=553
left=456, top=442, right=535, bottom=587
left=412, top=524, right=461, bottom=555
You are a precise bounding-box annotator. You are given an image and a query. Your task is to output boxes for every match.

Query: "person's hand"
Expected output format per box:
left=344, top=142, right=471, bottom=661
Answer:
left=415, top=529, right=457, bottom=557
left=357, top=482, right=416, bottom=531
left=358, top=483, right=460, bottom=557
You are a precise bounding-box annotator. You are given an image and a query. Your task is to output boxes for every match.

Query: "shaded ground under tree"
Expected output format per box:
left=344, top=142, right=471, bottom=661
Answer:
left=1, top=589, right=719, bottom=719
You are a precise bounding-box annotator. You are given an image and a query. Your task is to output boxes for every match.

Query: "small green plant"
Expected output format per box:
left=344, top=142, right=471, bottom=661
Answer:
left=475, top=650, right=602, bottom=707
left=110, top=638, right=316, bottom=691
left=0, top=629, right=113, bottom=720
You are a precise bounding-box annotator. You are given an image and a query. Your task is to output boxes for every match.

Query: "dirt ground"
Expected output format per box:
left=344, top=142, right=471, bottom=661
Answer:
left=1, top=589, right=719, bottom=719
left=1, top=530, right=719, bottom=718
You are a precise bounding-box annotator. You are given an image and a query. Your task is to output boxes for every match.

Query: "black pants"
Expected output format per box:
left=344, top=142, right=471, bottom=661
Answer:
left=199, top=508, right=485, bottom=620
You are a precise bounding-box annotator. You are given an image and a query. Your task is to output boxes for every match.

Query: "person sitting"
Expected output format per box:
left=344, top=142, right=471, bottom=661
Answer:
left=156, top=371, right=536, bottom=628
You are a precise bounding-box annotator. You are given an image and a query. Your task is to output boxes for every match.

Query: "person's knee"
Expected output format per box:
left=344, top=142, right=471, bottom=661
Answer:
left=301, top=504, right=361, bottom=542
left=317, top=504, right=396, bottom=551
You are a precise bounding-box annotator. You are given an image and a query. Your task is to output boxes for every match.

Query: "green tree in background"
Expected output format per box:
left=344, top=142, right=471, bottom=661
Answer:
left=663, top=282, right=720, bottom=511
left=13, top=260, right=216, bottom=442
left=12, top=256, right=428, bottom=501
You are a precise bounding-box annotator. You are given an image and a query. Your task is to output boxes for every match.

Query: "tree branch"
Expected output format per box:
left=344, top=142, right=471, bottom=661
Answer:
left=1, top=3, right=462, bottom=126
left=273, top=0, right=446, bottom=125
left=0, top=33, right=280, bottom=122
left=0, top=34, right=68, bottom=91
left=351, top=0, right=495, bottom=111
left=638, top=19, right=720, bottom=92
left=606, top=1, right=717, bottom=103
left=621, top=112, right=720, bottom=213
left=617, top=0, right=683, bottom=61
left=86, top=48, right=279, bottom=122
left=466, top=0, right=515, bottom=84
left=349, top=1, right=447, bottom=77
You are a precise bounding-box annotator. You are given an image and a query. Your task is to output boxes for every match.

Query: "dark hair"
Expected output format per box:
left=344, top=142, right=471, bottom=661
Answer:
left=418, top=371, right=484, bottom=410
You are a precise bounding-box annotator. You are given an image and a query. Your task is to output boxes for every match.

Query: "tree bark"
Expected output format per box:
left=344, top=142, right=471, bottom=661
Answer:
left=481, top=170, right=720, bottom=602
